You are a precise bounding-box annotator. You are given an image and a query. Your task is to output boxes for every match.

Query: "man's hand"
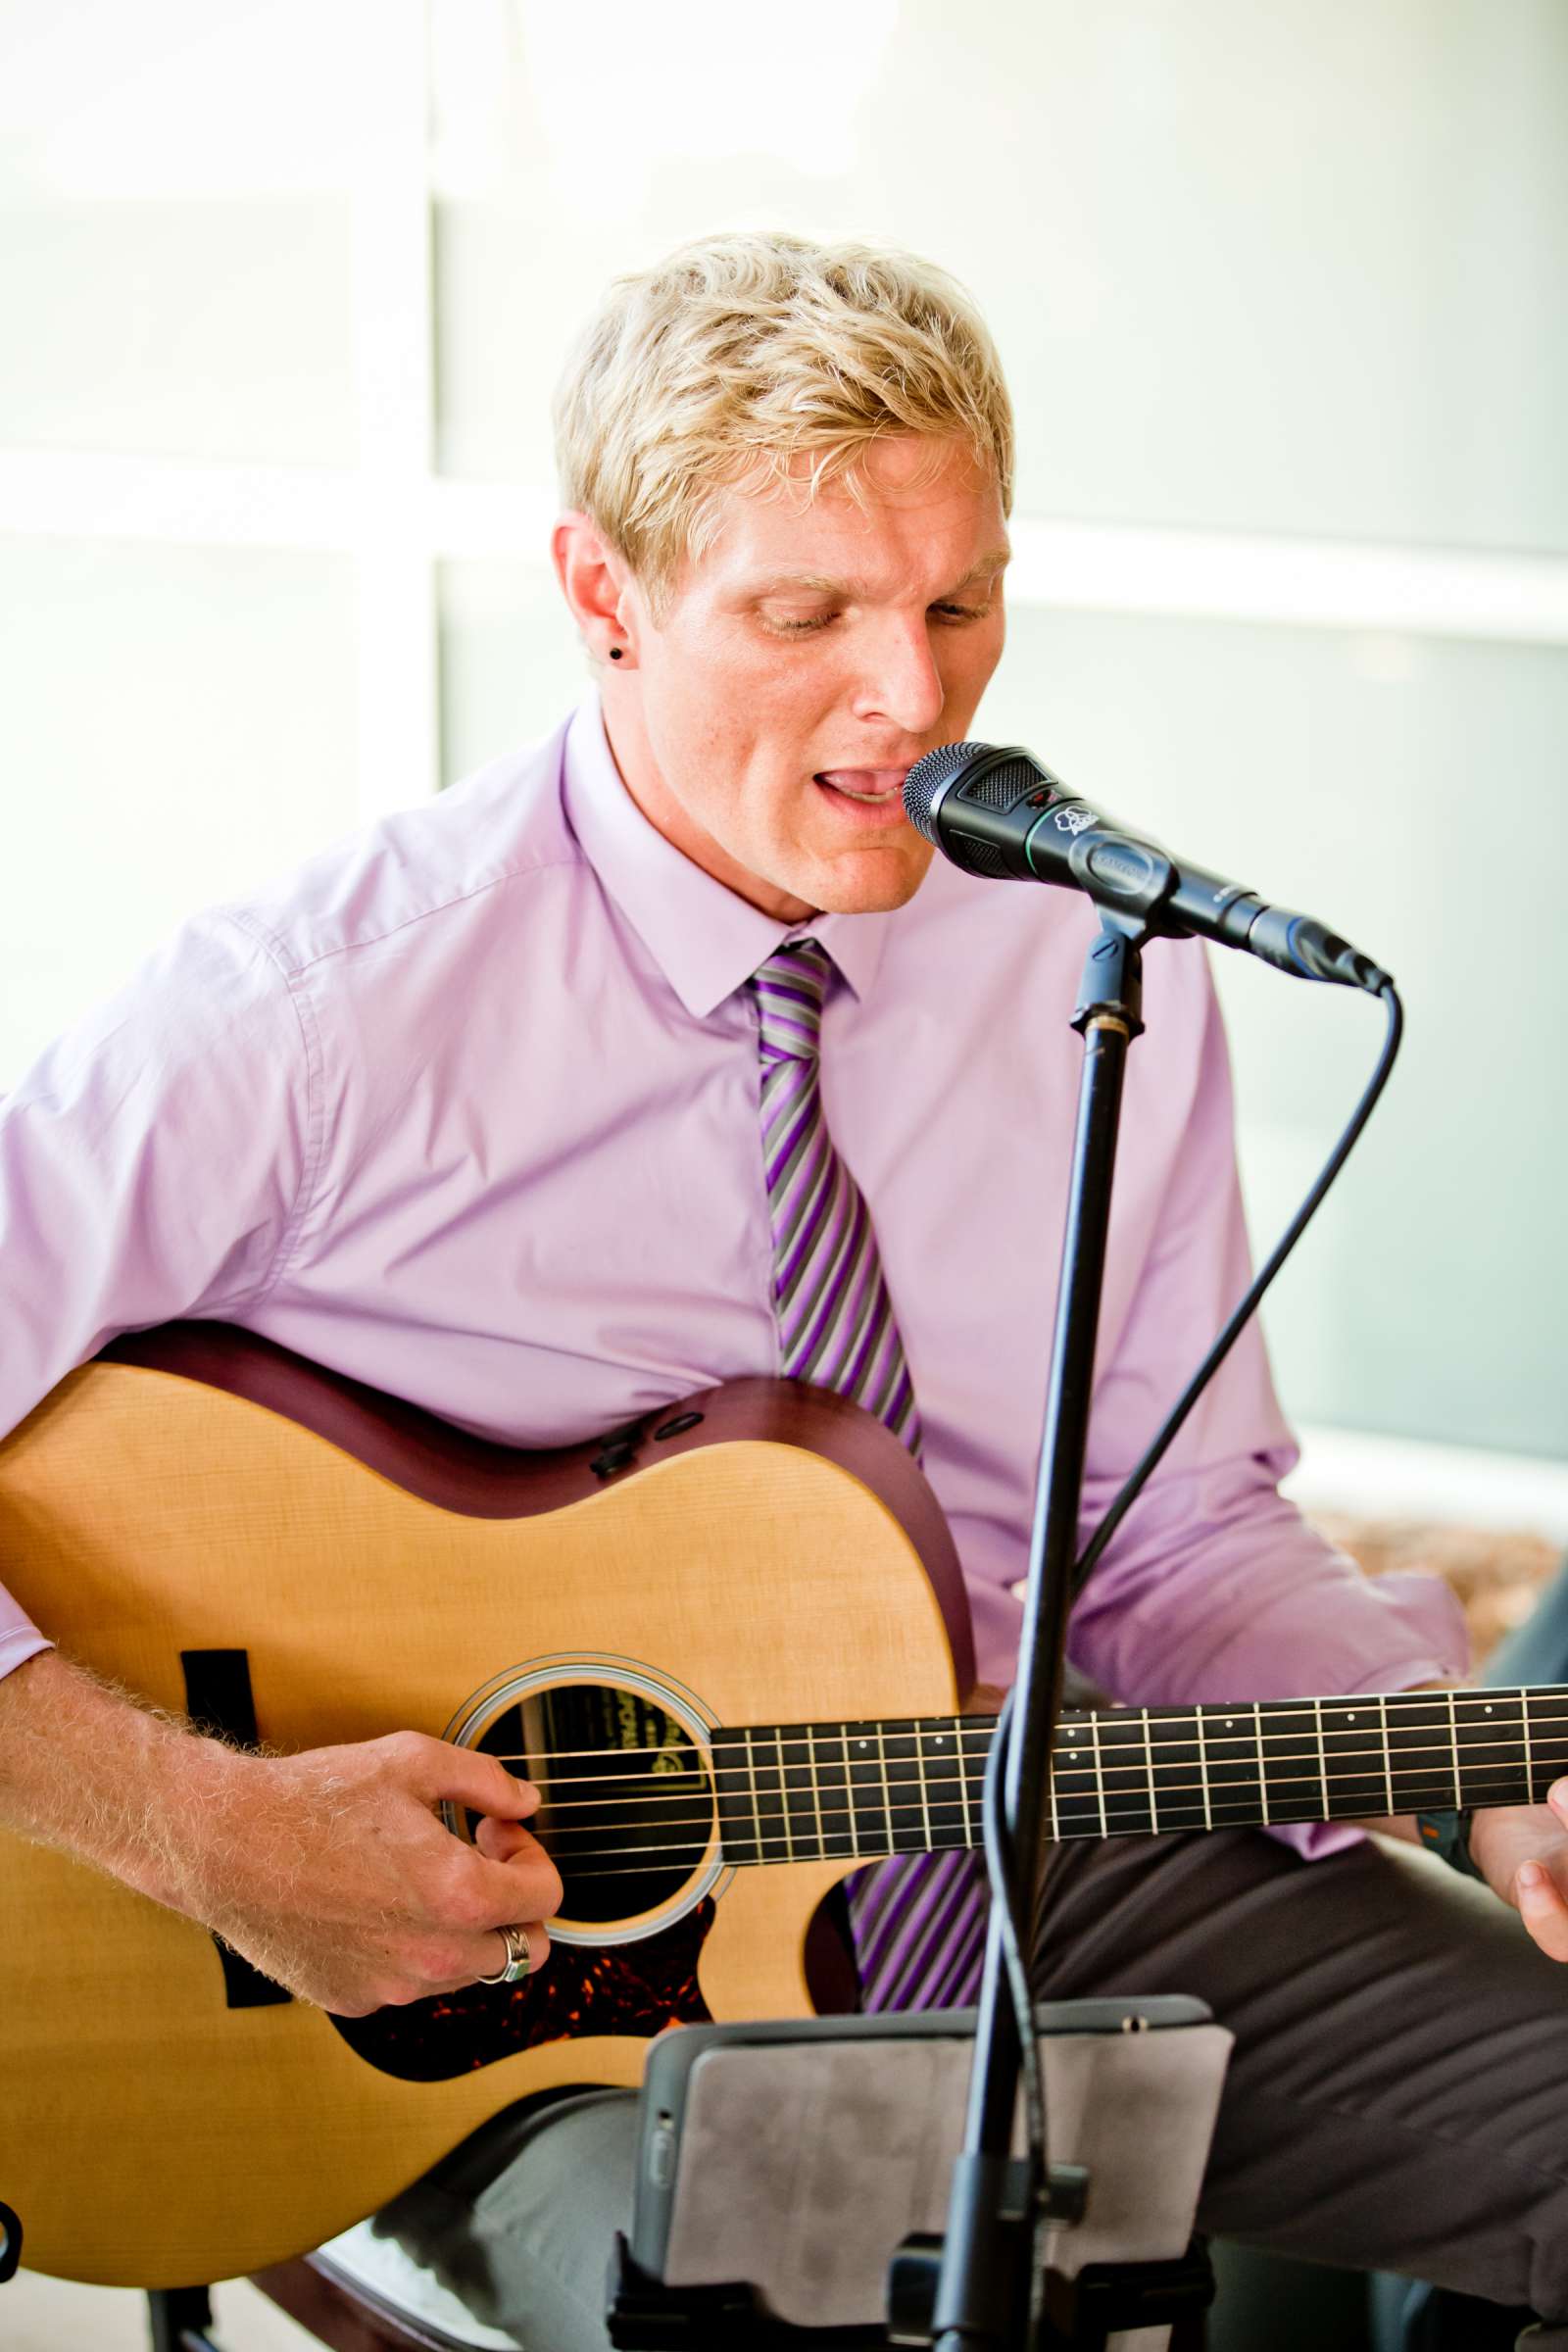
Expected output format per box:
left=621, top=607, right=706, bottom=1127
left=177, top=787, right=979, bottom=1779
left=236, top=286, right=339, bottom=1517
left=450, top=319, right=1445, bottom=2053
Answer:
left=188, top=1731, right=564, bottom=2016
left=0, top=1651, right=562, bottom=2018
left=1466, top=1783, right=1568, bottom=1961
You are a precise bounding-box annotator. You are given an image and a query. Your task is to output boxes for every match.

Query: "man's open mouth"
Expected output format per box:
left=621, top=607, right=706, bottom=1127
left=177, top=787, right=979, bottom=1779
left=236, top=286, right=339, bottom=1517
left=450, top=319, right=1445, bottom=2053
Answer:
left=813, top=768, right=911, bottom=806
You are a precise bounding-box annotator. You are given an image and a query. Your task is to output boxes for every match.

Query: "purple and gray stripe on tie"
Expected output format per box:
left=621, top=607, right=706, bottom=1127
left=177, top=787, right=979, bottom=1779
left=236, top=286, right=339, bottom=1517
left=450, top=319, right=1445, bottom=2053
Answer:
left=747, top=939, right=985, bottom=2009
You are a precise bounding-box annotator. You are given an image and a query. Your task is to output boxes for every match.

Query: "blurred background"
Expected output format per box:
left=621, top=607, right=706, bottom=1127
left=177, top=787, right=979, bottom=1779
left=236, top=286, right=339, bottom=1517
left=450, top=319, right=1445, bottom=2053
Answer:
left=1, top=0, right=1565, bottom=1575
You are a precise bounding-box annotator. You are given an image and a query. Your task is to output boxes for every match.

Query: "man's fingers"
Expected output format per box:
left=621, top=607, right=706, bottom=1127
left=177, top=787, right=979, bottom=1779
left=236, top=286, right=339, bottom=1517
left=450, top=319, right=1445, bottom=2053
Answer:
left=394, top=1733, right=540, bottom=1820
left=475, top=1814, right=536, bottom=1862
left=466, top=1833, right=564, bottom=1929
left=1515, top=1861, right=1568, bottom=1962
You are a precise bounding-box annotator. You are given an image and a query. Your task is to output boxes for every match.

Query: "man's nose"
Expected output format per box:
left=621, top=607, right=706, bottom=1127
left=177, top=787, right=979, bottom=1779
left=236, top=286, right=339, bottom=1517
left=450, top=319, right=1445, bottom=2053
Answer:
left=851, top=614, right=947, bottom=736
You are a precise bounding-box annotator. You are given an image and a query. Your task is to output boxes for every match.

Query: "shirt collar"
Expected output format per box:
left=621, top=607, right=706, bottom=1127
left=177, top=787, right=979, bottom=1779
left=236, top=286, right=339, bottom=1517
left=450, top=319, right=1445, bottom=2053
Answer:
left=561, top=687, right=893, bottom=1020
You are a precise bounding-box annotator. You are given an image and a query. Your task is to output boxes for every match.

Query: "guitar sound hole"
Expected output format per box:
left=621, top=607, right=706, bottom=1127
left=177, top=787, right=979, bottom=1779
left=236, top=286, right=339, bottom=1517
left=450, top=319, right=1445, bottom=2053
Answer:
left=474, top=1682, right=714, bottom=1926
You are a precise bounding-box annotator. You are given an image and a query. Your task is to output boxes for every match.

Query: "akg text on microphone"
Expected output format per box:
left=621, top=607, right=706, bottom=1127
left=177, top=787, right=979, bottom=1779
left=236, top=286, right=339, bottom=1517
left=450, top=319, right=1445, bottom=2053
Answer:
left=902, top=742, right=1390, bottom=996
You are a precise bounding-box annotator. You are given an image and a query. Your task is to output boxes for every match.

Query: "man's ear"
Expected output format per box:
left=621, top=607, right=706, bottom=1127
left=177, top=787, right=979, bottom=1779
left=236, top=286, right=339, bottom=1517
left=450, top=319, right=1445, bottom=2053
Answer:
left=552, top=512, right=637, bottom=666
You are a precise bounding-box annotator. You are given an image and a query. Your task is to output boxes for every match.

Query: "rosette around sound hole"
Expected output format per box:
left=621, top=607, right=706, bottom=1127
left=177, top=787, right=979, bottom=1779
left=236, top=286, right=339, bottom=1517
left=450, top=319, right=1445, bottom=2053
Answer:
left=473, top=1679, right=716, bottom=1929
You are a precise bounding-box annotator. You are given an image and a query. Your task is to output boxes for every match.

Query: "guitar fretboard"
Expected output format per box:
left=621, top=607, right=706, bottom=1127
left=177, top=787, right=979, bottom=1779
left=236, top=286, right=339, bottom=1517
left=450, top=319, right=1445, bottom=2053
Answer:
left=708, top=1687, right=1568, bottom=1867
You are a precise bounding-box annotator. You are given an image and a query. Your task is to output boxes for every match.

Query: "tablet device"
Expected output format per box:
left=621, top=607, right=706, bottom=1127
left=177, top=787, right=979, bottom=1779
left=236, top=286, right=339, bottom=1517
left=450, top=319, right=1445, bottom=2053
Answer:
left=628, top=1998, right=1229, bottom=2337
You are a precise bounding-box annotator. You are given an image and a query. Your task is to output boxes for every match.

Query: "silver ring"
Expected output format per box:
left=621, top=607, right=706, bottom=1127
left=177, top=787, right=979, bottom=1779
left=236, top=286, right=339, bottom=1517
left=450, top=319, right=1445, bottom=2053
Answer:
left=476, top=1924, right=533, bottom=1987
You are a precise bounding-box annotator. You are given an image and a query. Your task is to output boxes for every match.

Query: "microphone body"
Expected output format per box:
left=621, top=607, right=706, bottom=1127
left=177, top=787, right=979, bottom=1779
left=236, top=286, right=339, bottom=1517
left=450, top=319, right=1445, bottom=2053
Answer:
left=902, top=743, right=1390, bottom=995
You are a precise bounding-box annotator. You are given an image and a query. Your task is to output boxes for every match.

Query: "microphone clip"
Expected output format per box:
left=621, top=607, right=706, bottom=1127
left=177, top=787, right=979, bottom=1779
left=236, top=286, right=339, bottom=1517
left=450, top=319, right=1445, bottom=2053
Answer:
left=1071, top=917, right=1147, bottom=1042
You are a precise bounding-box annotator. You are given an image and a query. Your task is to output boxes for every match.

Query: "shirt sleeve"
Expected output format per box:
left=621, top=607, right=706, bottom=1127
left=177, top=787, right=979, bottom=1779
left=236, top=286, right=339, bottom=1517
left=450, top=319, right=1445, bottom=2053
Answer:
left=1064, top=959, right=1469, bottom=1856
left=0, top=909, right=316, bottom=1679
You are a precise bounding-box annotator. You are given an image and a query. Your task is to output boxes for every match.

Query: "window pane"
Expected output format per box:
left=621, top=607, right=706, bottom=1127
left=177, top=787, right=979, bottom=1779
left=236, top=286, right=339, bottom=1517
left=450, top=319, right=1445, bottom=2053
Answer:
left=439, top=558, right=586, bottom=787
left=978, top=604, right=1567, bottom=1458
left=0, top=0, right=361, bottom=464
left=431, top=0, right=1568, bottom=556
left=0, top=536, right=356, bottom=1082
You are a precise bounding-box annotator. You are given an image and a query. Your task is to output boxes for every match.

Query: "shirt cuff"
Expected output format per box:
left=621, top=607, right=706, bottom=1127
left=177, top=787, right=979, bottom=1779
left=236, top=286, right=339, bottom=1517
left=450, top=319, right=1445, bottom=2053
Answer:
left=0, top=1624, right=54, bottom=1683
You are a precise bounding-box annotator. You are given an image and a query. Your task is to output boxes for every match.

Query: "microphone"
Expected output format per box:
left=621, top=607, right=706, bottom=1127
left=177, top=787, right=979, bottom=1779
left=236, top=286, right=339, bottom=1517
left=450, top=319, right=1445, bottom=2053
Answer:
left=902, top=742, right=1390, bottom=994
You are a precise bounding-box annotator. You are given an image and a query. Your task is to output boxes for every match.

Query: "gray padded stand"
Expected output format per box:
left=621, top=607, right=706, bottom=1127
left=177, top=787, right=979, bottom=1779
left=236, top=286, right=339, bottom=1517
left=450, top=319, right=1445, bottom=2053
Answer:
left=625, top=1997, right=1233, bottom=2349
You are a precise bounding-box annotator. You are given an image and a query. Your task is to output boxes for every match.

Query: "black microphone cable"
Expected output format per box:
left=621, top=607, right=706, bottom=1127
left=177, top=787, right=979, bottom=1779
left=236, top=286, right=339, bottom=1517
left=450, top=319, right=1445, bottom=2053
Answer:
left=975, top=976, right=1403, bottom=2344
left=1070, top=977, right=1402, bottom=1597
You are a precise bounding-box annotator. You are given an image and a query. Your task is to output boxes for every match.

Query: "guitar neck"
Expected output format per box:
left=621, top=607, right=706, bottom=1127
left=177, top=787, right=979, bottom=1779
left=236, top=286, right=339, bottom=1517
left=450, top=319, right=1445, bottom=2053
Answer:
left=710, top=1686, right=1568, bottom=1868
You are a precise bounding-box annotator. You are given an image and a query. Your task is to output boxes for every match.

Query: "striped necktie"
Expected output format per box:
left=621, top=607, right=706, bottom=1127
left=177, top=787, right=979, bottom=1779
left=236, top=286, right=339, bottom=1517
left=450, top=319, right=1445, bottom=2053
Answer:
left=749, top=939, right=988, bottom=2011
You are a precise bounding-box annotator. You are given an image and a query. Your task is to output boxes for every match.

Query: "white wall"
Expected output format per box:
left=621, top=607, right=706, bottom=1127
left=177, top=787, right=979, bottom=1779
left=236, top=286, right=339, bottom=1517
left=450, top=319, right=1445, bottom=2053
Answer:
left=2, top=0, right=1564, bottom=1466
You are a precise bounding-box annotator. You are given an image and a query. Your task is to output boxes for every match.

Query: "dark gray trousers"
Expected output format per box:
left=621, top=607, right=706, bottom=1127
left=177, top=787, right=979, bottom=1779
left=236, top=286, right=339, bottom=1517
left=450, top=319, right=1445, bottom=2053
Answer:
left=376, top=1827, right=1568, bottom=2347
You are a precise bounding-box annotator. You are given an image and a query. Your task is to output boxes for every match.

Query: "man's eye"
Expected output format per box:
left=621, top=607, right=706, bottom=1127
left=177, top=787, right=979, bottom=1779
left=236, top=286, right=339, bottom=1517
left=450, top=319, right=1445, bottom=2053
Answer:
left=760, top=612, right=837, bottom=636
left=760, top=603, right=993, bottom=639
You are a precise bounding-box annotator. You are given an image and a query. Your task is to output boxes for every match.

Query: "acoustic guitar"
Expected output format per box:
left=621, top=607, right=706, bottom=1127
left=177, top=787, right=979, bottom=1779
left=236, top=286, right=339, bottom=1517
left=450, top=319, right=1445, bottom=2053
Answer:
left=1, top=1321, right=1561, bottom=2288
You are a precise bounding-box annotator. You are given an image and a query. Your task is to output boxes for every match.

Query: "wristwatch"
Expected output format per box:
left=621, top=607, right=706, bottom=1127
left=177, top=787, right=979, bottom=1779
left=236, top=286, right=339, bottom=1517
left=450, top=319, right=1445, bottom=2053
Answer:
left=1414, top=1807, right=1488, bottom=1883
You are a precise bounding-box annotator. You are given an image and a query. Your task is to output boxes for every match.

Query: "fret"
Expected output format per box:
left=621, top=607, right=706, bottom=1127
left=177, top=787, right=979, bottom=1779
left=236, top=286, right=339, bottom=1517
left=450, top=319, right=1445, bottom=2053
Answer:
left=847, top=1722, right=891, bottom=1859
left=957, top=1717, right=983, bottom=1851
left=1453, top=1691, right=1529, bottom=1811
left=1146, top=1707, right=1160, bottom=1834
left=779, top=1722, right=820, bottom=1862
left=1257, top=1701, right=1323, bottom=1823
left=1195, top=1708, right=1211, bottom=1831
left=1147, top=1705, right=1205, bottom=1834
left=1380, top=1694, right=1394, bottom=1816
left=811, top=1725, right=858, bottom=1860
left=919, top=1720, right=972, bottom=1849
left=1446, top=1690, right=1461, bottom=1807
left=1384, top=1690, right=1458, bottom=1817
left=1523, top=1688, right=1568, bottom=1806
left=806, top=1722, right=826, bottom=1857
left=1088, top=1708, right=1109, bottom=1837
left=1052, top=1712, right=1103, bottom=1839
left=1096, top=1711, right=1154, bottom=1837
left=913, top=1713, right=934, bottom=1852
left=1523, top=1687, right=1536, bottom=1805
left=1312, top=1698, right=1329, bottom=1822
left=881, top=1720, right=924, bottom=1856
left=710, top=1732, right=760, bottom=1866
left=1319, top=1698, right=1387, bottom=1820
left=749, top=1726, right=789, bottom=1861
left=744, top=1725, right=764, bottom=1858
left=1198, top=1709, right=1259, bottom=1828
left=1252, top=1701, right=1269, bottom=1826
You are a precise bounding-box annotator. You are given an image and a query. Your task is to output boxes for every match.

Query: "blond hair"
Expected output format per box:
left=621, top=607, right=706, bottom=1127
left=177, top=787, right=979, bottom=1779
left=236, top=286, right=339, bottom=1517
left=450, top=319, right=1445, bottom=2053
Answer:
left=553, top=229, right=1013, bottom=619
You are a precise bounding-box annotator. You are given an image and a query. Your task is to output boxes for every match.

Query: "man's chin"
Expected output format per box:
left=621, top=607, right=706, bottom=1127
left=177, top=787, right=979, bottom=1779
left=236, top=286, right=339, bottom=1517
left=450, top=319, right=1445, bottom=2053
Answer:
left=794, top=838, right=935, bottom=919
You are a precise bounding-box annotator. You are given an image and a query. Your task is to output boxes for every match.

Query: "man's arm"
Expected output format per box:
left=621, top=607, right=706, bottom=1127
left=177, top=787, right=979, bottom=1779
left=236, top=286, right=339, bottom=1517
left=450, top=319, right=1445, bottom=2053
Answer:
left=0, top=910, right=559, bottom=2006
left=0, top=1645, right=562, bottom=2012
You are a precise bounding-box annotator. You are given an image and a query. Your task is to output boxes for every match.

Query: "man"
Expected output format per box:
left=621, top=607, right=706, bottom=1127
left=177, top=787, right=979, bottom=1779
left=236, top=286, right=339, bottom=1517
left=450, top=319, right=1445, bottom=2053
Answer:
left=2, top=230, right=1566, bottom=2345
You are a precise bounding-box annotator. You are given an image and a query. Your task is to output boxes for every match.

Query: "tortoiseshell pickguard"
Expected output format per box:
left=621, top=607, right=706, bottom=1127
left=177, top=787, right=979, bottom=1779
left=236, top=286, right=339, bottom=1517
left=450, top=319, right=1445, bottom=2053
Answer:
left=327, top=1899, right=715, bottom=2082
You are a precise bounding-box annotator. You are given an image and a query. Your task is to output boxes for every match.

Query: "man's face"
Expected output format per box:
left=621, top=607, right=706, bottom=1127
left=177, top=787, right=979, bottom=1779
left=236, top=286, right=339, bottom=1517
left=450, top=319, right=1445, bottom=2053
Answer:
left=602, top=434, right=1009, bottom=922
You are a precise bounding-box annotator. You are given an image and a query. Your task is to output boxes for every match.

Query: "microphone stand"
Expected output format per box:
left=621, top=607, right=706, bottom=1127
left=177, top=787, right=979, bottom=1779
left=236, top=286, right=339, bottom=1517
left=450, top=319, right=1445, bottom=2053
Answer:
left=930, top=911, right=1159, bottom=2352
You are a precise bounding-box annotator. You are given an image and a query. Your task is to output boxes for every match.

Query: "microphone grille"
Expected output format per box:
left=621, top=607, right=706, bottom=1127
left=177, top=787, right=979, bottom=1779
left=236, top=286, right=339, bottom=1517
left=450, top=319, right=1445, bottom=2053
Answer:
left=954, top=751, right=1048, bottom=812
left=902, top=742, right=989, bottom=841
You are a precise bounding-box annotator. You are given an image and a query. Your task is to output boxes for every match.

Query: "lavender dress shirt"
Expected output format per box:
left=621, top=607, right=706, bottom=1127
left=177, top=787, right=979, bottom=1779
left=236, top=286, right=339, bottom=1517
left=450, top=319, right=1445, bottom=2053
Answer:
left=0, top=691, right=1467, bottom=1852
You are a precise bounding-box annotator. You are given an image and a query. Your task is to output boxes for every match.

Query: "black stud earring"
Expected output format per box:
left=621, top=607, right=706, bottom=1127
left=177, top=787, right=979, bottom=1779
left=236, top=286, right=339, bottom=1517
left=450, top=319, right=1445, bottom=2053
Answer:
left=608, top=645, right=624, bottom=661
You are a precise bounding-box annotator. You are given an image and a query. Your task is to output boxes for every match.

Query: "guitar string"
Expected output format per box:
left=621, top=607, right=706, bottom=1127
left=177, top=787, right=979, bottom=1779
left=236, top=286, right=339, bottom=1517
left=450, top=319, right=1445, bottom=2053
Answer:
left=519, top=1768, right=1546, bottom=1873
left=523, top=1743, right=1553, bottom=1822
left=491, top=1723, right=1560, bottom=1804
left=487, top=1690, right=1563, bottom=1773
left=522, top=1759, right=1554, bottom=1861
